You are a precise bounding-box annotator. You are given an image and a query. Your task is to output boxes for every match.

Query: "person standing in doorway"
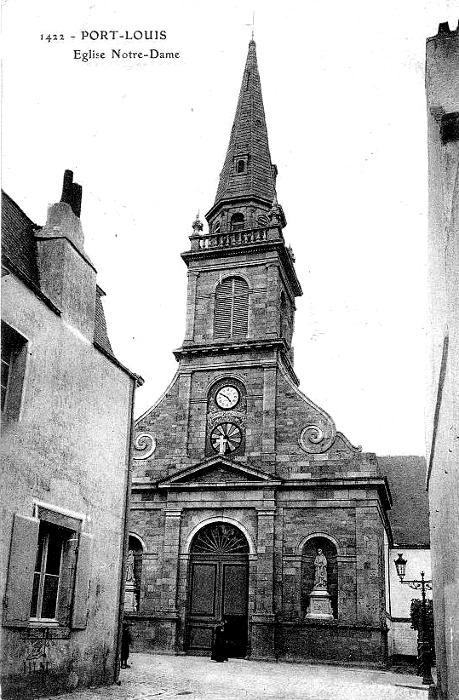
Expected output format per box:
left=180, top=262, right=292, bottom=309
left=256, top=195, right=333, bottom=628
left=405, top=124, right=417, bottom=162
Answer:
left=211, top=619, right=228, bottom=662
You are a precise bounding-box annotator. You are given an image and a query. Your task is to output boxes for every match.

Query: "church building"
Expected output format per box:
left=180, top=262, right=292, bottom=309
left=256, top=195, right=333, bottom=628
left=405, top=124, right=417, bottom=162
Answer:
left=129, top=39, right=392, bottom=665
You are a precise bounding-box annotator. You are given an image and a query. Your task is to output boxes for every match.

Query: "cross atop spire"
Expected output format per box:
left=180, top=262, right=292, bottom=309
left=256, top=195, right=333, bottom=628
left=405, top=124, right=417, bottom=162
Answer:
left=211, top=39, right=277, bottom=211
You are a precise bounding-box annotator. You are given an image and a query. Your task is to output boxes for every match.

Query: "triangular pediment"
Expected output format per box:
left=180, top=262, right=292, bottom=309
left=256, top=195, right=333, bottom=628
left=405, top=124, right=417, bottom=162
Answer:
left=157, top=456, right=281, bottom=489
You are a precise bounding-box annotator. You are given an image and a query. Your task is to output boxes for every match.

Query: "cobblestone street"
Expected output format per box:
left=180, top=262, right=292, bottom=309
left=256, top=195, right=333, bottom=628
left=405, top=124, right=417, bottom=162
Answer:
left=40, top=653, right=432, bottom=700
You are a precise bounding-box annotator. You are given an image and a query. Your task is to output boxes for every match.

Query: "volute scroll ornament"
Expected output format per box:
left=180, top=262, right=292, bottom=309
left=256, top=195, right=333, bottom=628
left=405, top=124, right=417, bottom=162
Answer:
left=298, top=423, right=335, bottom=454
left=133, top=432, right=157, bottom=460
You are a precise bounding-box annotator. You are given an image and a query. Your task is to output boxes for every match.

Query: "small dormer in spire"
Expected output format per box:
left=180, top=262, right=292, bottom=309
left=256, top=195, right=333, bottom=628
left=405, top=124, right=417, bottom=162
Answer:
left=206, top=40, right=278, bottom=230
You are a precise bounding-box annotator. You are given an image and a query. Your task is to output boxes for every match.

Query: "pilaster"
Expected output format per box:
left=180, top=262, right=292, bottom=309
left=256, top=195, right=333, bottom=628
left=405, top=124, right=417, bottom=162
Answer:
left=355, top=506, right=383, bottom=626
left=160, top=508, right=182, bottom=610
left=265, top=263, right=280, bottom=337
left=251, top=508, right=276, bottom=659
left=184, top=271, right=199, bottom=341
left=177, top=373, right=192, bottom=456
left=262, top=367, right=276, bottom=454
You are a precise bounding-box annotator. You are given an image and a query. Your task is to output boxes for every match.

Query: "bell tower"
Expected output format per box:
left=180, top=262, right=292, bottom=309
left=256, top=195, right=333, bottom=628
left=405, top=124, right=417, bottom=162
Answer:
left=177, top=39, right=301, bottom=378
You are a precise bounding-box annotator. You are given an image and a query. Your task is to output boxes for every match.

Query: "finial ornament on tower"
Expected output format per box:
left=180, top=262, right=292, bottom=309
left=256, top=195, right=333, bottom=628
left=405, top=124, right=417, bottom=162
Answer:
left=269, top=195, right=281, bottom=224
left=192, top=211, right=204, bottom=235
left=245, top=11, right=255, bottom=41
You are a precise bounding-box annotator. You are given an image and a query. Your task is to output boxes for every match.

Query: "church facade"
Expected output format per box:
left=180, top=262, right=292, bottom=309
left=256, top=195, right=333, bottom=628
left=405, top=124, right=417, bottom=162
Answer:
left=128, top=40, right=392, bottom=664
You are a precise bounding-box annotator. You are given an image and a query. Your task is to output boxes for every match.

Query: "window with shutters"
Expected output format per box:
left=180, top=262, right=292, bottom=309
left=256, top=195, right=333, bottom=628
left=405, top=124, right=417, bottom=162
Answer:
left=30, top=522, right=65, bottom=621
left=3, top=510, right=91, bottom=629
left=214, top=277, right=249, bottom=339
left=1, top=322, right=27, bottom=418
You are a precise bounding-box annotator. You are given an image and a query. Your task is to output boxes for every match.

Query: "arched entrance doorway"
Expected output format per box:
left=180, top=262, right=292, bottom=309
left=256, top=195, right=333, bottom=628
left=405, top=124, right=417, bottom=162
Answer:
left=186, top=522, right=249, bottom=657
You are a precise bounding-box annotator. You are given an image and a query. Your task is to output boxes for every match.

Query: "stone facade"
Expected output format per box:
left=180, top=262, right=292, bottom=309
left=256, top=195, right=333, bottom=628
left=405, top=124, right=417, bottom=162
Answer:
left=1, top=175, right=141, bottom=698
left=129, top=40, right=391, bottom=665
left=425, top=22, right=459, bottom=700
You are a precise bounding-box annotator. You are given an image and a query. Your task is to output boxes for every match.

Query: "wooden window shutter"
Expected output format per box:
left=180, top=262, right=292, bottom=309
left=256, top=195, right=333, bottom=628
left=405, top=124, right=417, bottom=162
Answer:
left=214, top=277, right=249, bottom=339
left=71, top=533, right=93, bottom=629
left=214, top=278, right=233, bottom=338
left=232, top=278, right=249, bottom=336
left=56, top=536, right=79, bottom=626
left=4, top=514, right=39, bottom=626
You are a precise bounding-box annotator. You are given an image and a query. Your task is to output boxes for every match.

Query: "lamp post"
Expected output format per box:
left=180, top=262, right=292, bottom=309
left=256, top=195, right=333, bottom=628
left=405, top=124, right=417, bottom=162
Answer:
left=394, top=553, right=433, bottom=685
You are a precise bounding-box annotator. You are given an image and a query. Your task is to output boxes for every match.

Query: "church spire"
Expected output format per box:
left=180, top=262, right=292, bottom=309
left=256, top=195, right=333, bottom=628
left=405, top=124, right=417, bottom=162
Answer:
left=212, top=39, right=277, bottom=210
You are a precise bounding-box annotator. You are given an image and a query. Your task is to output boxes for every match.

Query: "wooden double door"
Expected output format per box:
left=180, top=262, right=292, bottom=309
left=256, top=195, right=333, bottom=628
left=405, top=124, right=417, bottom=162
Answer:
left=186, top=555, right=249, bottom=657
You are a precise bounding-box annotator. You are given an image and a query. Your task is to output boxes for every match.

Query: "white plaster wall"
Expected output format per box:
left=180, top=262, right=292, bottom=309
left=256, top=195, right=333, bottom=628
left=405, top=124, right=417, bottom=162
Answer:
left=388, top=547, right=432, bottom=656
left=1, top=271, right=134, bottom=688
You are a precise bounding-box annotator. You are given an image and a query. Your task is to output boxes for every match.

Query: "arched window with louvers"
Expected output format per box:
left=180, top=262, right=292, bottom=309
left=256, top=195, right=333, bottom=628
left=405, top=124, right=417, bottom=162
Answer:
left=214, top=276, right=249, bottom=339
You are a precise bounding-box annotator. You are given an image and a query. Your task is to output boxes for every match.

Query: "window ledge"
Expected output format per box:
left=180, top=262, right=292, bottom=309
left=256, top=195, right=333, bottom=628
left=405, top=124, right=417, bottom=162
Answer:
left=25, top=624, right=71, bottom=639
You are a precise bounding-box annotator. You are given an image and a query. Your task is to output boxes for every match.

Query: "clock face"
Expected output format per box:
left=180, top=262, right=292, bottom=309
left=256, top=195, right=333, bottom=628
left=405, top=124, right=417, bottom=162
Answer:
left=215, top=385, right=240, bottom=410
left=211, top=423, right=243, bottom=454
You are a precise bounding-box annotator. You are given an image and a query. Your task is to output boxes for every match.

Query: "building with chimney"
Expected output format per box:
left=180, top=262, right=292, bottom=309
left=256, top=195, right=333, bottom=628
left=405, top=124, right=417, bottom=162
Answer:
left=128, top=40, right=393, bottom=665
left=1, top=173, right=142, bottom=698
left=425, top=21, right=459, bottom=700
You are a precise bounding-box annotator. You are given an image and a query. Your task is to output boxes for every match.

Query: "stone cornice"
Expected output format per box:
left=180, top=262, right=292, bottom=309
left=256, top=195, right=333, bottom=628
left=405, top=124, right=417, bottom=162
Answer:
left=174, top=339, right=300, bottom=386
left=131, top=474, right=392, bottom=509
left=181, top=239, right=302, bottom=297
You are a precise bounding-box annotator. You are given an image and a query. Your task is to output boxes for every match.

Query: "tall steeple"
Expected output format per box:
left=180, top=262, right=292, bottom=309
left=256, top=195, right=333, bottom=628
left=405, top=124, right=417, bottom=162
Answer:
left=206, top=40, right=280, bottom=226
left=180, top=38, right=300, bottom=379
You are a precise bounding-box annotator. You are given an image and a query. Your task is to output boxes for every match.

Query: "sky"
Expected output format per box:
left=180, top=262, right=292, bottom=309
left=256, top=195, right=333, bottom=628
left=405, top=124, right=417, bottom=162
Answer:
left=2, top=0, right=457, bottom=455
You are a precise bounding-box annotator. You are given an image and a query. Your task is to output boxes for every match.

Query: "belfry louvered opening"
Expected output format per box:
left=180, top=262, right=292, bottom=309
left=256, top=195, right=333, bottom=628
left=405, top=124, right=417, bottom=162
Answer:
left=214, top=276, right=249, bottom=339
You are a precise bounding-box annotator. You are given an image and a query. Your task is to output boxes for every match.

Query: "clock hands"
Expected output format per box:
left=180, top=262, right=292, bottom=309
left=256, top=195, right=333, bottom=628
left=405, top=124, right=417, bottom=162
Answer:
left=216, top=386, right=239, bottom=409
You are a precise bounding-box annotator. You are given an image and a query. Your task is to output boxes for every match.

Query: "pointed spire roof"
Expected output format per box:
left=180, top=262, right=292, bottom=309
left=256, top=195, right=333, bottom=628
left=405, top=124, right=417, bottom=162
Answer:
left=213, top=40, right=276, bottom=208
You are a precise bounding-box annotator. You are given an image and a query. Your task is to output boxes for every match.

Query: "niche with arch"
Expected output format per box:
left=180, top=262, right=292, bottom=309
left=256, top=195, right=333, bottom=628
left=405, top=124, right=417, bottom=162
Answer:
left=230, top=213, right=245, bottom=232
left=127, top=534, right=144, bottom=612
left=301, top=536, right=338, bottom=618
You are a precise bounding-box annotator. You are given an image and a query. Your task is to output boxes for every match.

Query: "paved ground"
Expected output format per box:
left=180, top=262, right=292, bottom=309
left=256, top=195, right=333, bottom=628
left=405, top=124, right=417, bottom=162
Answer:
left=41, top=653, right=432, bottom=700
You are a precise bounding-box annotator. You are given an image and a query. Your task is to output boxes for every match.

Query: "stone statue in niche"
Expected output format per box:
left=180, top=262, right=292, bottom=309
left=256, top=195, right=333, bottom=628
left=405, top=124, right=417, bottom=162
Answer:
left=126, top=550, right=135, bottom=583
left=306, top=547, right=333, bottom=620
left=124, top=549, right=138, bottom=613
left=313, top=549, right=328, bottom=590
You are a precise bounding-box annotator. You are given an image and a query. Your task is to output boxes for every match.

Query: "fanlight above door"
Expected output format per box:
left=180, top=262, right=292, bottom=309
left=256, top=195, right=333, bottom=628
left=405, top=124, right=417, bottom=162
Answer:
left=191, top=523, right=249, bottom=555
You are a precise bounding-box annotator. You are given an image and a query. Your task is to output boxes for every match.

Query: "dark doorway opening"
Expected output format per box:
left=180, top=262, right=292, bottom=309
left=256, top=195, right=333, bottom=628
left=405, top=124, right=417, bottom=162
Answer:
left=186, top=522, right=249, bottom=658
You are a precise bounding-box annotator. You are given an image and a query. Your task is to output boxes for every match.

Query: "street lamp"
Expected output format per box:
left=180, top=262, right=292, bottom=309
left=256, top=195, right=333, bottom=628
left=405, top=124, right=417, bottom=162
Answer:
left=394, top=553, right=433, bottom=686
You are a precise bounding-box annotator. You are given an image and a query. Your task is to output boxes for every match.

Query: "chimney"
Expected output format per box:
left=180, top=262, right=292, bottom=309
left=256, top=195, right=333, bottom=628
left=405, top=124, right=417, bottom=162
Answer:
left=60, top=169, right=83, bottom=218
left=34, top=170, right=97, bottom=340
